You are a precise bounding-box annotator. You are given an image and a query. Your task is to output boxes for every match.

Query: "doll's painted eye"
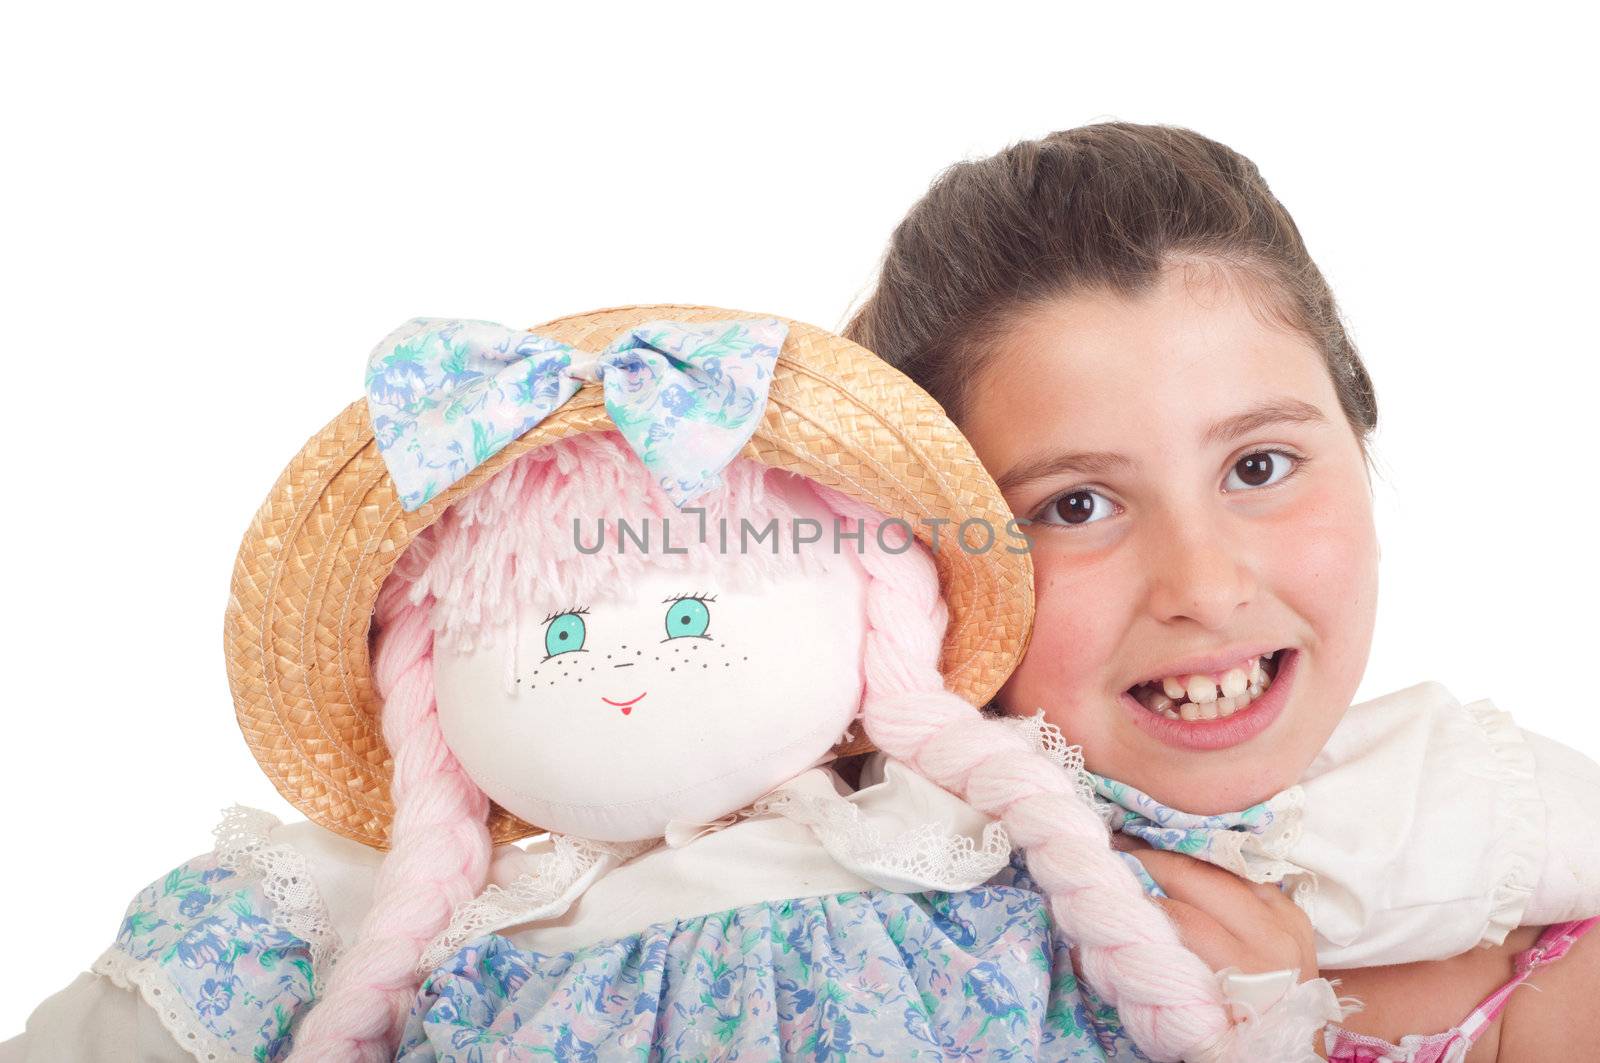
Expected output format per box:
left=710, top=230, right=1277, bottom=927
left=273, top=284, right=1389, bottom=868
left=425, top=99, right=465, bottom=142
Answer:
left=544, top=612, right=587, bottom=657
left=664, top=597, right=711, bottom=639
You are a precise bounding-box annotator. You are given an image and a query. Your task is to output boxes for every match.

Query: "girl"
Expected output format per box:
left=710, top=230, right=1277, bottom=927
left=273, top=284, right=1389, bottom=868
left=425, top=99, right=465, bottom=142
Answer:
left=843, top=123, right=1600, bottom=1060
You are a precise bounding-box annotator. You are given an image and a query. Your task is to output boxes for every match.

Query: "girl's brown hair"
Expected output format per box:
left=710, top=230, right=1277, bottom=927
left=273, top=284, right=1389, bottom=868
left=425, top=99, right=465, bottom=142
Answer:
left=844, top=122, right=1377, bottom=445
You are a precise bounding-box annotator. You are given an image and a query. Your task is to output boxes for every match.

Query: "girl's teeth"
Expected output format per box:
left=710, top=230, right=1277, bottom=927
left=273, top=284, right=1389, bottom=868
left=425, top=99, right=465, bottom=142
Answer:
left=1137, top=652, right=1281, bottom=722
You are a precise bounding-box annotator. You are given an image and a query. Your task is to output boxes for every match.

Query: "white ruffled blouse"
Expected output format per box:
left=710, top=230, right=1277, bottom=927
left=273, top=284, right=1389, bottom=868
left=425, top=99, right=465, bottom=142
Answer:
left=1079, top=681, right=1600, bottom=969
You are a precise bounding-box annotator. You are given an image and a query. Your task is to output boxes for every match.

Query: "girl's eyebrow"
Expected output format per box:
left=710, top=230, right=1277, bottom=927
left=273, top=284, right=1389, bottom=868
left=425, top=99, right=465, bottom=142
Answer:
left=994, top=398, right=1329, bottom=495
left=997, top=450, right=1133, bottom=494
left=1201, top=397, right=1327, bottom=447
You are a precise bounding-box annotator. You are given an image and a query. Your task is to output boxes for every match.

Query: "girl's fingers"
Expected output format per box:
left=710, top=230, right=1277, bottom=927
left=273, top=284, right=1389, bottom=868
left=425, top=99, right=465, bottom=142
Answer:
left=1129, top=849, right=1271, bottom=934
left=1126, top=848, right=1317, bottom=975
left=1147, top=895, right=1249, bottom=975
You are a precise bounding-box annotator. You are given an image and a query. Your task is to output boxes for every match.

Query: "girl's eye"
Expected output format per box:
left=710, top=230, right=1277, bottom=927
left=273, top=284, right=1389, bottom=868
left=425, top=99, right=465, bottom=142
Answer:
left=544, top=613, right=586, bottom=657
left=664, top=597, right=711, bottom=638
left=1031, top=488, right=1117, bottom=528
left=1223, top=450, right=1298, bottom=492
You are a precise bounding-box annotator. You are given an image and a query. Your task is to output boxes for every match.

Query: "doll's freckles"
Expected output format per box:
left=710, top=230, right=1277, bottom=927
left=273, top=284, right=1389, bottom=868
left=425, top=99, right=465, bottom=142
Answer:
left=520, top=643, right=746, bottom=686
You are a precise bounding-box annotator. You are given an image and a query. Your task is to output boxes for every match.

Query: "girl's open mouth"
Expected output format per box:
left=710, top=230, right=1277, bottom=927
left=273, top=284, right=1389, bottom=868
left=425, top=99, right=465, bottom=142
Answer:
left=1128, top=650, right=1282, bottom=720
left=1121, top=649, right=1297, bottom=751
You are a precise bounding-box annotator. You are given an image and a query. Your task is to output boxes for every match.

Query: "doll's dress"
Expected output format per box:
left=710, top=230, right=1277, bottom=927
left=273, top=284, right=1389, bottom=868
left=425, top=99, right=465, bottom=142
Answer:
left=394, top=756, right=1110, bottom=1061
left=0, top=756, right=1136, bottom=1063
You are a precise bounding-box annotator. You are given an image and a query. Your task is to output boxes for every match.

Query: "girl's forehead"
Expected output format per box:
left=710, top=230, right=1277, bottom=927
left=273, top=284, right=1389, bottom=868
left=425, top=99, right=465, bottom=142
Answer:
left=966, top=269, right=1338, bottom=468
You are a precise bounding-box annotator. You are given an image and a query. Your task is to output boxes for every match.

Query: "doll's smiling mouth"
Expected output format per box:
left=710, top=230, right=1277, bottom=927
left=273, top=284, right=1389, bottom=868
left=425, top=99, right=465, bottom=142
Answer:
left=601, top=692, right=648, bottom=716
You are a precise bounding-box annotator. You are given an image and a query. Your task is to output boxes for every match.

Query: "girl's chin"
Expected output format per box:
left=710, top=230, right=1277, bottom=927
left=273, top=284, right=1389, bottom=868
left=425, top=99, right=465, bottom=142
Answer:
left=1124, top=770, right=1298, bottom=817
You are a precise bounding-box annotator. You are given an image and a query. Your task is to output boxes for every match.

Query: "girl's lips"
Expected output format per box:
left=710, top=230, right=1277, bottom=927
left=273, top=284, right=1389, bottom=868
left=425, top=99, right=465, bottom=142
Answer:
left=1121, top=649, right=1298, bottom=751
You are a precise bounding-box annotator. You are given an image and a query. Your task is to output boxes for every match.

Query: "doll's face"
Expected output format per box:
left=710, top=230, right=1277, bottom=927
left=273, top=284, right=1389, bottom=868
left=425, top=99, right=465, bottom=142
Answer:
left=433, top=513, right=868, bottom=841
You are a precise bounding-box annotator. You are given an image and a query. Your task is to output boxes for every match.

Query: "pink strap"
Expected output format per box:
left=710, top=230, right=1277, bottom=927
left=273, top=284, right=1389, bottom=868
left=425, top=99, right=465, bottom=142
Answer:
left=1457, top=916, right=1599, bottom=1037
left=1325, top=917, right=1599, bottom=1062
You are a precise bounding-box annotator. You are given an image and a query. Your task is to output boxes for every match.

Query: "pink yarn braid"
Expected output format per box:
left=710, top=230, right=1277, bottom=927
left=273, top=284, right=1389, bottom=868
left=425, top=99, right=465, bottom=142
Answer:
left=288, top=575, right=494, bottom=1061
left=820, top=490, right=1235, bottom=1062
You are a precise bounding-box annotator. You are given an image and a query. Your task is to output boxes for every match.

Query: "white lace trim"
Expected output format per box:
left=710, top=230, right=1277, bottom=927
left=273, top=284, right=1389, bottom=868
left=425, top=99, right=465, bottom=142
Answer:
left=754, top=785, right=1011, bottom=891
left=419, top=835, right=653, bottom=973
left=1187, top=972, right=1357, bottom=1063
left=212, top=806, right=342, bottom=974
left=1005, top=709, right=1103, bottom=811
left=92, top=946, right=242, bottom=1063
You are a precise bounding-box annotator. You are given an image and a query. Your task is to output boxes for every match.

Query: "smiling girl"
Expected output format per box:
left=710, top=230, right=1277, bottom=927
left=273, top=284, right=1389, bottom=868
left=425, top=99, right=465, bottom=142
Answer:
left=846, top=123, right=1600, bottom=1060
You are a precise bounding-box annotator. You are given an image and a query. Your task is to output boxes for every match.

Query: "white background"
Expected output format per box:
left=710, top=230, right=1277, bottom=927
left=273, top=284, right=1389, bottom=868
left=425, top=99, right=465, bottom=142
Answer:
left=2, top=2, right=1595, bottom=1037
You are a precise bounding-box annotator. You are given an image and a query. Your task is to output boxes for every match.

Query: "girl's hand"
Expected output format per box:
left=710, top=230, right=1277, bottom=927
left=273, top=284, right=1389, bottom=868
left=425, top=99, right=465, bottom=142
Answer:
left=1112, top=834, right=1320, bottom=983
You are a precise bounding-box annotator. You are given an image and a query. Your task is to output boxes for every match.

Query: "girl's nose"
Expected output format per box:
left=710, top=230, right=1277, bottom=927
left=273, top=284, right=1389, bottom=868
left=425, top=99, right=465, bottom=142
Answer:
left=1143, top=511, right=1257, bottom=630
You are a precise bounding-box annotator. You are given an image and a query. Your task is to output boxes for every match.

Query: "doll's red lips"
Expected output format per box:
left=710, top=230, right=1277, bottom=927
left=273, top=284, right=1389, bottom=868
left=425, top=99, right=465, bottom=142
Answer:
left=602, top=692, right=647, bottom=715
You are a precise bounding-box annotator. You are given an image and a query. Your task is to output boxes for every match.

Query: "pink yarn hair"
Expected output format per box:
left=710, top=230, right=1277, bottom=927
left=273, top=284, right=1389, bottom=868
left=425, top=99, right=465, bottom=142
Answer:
left=287, top=562, right=492, bottom=1062
left=287, top=431, right=1238, bottom=1062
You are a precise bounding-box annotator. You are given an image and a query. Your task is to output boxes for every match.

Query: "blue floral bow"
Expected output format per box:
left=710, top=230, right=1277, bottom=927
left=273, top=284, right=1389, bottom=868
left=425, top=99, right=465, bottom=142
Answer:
left=364, top=316, right=787, bottom=511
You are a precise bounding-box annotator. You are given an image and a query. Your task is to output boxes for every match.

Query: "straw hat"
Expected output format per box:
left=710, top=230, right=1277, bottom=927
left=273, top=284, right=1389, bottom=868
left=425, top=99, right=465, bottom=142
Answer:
left=223, top=304, right=1034, bottom=849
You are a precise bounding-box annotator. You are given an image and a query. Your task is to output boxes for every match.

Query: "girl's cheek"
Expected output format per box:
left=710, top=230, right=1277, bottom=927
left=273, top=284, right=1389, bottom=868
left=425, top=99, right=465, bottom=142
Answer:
left=1271, top=470, right=1379, bottom=622
left=1257, top=468, right=1380, bottom=715
left=998, top=547, right=1124, bottom=732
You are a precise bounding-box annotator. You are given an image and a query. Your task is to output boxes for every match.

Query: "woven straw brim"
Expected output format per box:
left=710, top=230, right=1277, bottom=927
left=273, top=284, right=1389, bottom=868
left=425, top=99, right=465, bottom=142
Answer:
left=224, top=304, right=1034, bottom=849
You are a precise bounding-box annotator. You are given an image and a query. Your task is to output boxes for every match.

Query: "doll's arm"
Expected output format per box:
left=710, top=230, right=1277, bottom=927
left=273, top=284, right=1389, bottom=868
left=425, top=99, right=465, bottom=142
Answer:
left=1, top=808, right=383, bottom=1063
left=0, top=972, right=197, bottom=1063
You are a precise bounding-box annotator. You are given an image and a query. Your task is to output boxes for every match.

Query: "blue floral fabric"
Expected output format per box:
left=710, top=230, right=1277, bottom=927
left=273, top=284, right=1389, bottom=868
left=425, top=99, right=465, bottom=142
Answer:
left=988, top=855, right=1153, bottom=1062
left=1091, top=775, right=1282, bottom=856
left=1089, top=773, right=1302, bottom=885
left=95, top=856, right=1160, bottom=1061
left=365, top=317, right=787, bottom=510
left=397, top=884, right=1138, bottom=1062
left=100, top=853, right=317, bottom=1062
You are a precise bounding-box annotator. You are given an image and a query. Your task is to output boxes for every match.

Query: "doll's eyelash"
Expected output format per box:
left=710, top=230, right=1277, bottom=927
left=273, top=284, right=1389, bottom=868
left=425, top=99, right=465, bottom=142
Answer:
left=661, top=592, right=717, bottom=604
left=540, top=605, right=589, bottom=625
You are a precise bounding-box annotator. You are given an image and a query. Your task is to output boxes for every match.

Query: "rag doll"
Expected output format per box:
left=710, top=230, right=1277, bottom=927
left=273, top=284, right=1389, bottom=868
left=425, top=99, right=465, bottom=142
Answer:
left=1, top=308, right=1350, bottom=1063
